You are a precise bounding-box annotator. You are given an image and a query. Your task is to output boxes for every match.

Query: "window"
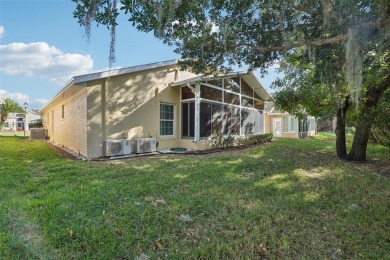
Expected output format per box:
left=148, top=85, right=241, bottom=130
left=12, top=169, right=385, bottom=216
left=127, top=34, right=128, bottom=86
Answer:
left=253, top=110, right=263, bottom=134
left=299, top=118, right=308, bottom=132
left=200, top=85, right=222, bottom=102
left=182, top=102, right=195, bottom=138
left=308, top=118, right=316, bottom=131
left=181, top=86, right=195, bottom=100
left=200, top=102, right=212, bottom=137
left=199, top=102, right=224, bottom=138
left=223, top=105, right=240, bottom=135
left=180, top=75, right=267, bottom=139
left=241, top=108, right=254, bottom=134
left=224, top=77, right=240, bottom=93
left=224, top=92, right=240, bottom=105
left=160, top=103, right=174, bottom=136
left=211, top=103, right=223, bottom=135
left=241, top=96, right=253, bottom=108
left=241, top=79, right=253, bottom=97
left=206, top=79, right=223, bottom=88
left=254, top=100, right=264, bottom=110
left=62, top=105, right=64, bottom=119
left=283, top=116, right=295, bottom=133
left=254, top=91, right=261, bottom=100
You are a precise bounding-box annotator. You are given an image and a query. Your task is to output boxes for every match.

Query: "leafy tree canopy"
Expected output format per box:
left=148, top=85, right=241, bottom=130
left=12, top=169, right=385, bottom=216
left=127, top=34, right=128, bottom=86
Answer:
left=0, top=98, right=24, bottom=122
left=73, top=0, right=389, bottom=74
left=72, top=0, right=390, bottom=161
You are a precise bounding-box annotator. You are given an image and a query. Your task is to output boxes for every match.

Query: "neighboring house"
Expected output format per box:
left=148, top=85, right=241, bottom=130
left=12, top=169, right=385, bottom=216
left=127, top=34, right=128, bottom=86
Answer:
left=0, top=110, right=41, bottom=131
left=40, top=60, right=273, bottom=159
left=264, top=101, right=316, bottom=138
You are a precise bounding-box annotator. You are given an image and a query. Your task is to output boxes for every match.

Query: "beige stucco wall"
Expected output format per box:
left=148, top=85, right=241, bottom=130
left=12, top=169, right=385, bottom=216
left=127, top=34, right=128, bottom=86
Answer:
left=264, top=114, right=272, bottom=133
left=41, top=87, right=88, bottom=155
left=155, top=84, right=181, bottom=150
left=86, top=81, right=105, bottom=158
left=84, top=66, right=197, bottom=158
left=40, top=65, right=197, bottom=159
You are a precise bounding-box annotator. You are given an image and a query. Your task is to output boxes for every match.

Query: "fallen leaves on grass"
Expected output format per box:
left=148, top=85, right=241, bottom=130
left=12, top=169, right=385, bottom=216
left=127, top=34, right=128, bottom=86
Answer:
left=67, top=229, right=74, bottom=237
left=179, top=214, right=193, bottom=222
left=145, top=196, right=166, bottom=207
left=155, top=240, right=163, bottom=250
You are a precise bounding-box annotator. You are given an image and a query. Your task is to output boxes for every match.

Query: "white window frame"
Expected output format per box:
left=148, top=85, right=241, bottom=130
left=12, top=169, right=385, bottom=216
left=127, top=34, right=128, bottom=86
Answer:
left=283, top=115, right=296, bottom=133
left=180, top=76, right=266, bottom=139
left=160, top=103, right=175, bottom=137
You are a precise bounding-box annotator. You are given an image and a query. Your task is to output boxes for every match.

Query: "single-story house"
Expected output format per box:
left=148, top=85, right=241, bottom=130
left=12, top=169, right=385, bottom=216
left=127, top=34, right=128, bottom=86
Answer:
left=264, top=101, right=316, bottom=138
left=0, top=110, right=41, bottom=132
left=40, top=60, right=275, bottom=158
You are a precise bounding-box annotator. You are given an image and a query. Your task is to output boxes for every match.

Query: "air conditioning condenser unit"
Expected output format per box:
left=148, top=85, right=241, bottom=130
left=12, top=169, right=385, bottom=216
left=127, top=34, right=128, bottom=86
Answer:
left=104, top=139, right=131, bottom=156
left=134, top=138, right=157, bottom=153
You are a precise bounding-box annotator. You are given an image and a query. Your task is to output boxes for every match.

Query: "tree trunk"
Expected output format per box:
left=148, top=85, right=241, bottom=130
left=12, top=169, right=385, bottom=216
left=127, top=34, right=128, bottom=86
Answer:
left=347, top=73, right=390, bottom=161
left=335, top=96, right=349, bottom=159
left=347, top=123, right=371, bottom=161
left=1, top=114, right=7, bottom=122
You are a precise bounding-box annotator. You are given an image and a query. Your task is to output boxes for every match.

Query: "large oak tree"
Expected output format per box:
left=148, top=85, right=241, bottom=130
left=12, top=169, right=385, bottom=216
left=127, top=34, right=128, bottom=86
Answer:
left=72, top=0, right=390, bottom=161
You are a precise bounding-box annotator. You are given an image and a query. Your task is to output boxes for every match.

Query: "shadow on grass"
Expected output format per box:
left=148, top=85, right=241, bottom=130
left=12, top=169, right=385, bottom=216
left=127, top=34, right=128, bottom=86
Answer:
left=1, top=136, right=389, bottom=259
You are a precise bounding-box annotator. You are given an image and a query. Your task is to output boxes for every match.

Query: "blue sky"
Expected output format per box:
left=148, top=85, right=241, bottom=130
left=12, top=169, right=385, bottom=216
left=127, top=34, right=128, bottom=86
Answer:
left=0, top=0, right=279, bottom=110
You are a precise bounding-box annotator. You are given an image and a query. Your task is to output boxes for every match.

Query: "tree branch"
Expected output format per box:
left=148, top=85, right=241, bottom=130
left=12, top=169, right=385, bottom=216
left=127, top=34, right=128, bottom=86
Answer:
left=286, top=0, right=318, bottom=16
left=230, top=20, right=384, bottom=52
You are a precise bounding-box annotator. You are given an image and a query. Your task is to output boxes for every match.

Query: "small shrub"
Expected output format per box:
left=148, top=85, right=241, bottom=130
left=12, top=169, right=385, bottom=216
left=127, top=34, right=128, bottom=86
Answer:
left=208, top=133, right=273, bottom=148
left=29, top=119, right=43, bottom=128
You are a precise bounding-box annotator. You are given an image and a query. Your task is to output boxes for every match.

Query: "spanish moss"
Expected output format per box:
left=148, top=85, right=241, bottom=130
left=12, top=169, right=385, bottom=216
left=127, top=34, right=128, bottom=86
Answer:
left=85, top=0, right=101, bottom=42
left=109, top=23, right=116, bottom=67
left=345, top=27, right=363, bottom=109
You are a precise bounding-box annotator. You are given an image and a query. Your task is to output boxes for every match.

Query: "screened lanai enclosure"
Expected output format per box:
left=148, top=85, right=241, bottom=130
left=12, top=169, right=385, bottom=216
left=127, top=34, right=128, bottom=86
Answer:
left=171, top=72, right=273, bottom=141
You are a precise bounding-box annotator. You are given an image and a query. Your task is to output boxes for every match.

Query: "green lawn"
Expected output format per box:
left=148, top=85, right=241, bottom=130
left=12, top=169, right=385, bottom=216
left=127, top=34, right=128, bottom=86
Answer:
left=0, top=135, right=389, bottom=259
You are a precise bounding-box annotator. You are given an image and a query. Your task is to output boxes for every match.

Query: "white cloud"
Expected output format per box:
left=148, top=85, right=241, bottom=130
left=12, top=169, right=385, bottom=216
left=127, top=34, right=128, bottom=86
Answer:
left=0, top=42, right=94, bottom=84
left=0, top=26, right=4, bottom=39
left=0, top=89, right=29, bottom=105
left=0, top=89, right=48, bottom=108
left=33, top=98, right=49, bottom=106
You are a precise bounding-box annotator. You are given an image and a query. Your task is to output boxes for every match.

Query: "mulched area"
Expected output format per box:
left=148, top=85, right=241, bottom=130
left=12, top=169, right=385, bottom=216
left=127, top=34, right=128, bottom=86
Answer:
left=45, top=141, right=273, bottom=162
left=45, top=142, right=79, bottom=161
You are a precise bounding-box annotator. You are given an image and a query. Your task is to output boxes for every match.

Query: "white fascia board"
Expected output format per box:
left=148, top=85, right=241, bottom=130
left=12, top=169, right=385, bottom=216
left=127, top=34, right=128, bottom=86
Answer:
left=170, top=71, right=246, bottom=87
left=169, top=76, right=205, bottom=87
left=245, top=71, right=274, bottom=101
left=40, top=78, right=75, bottom=112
